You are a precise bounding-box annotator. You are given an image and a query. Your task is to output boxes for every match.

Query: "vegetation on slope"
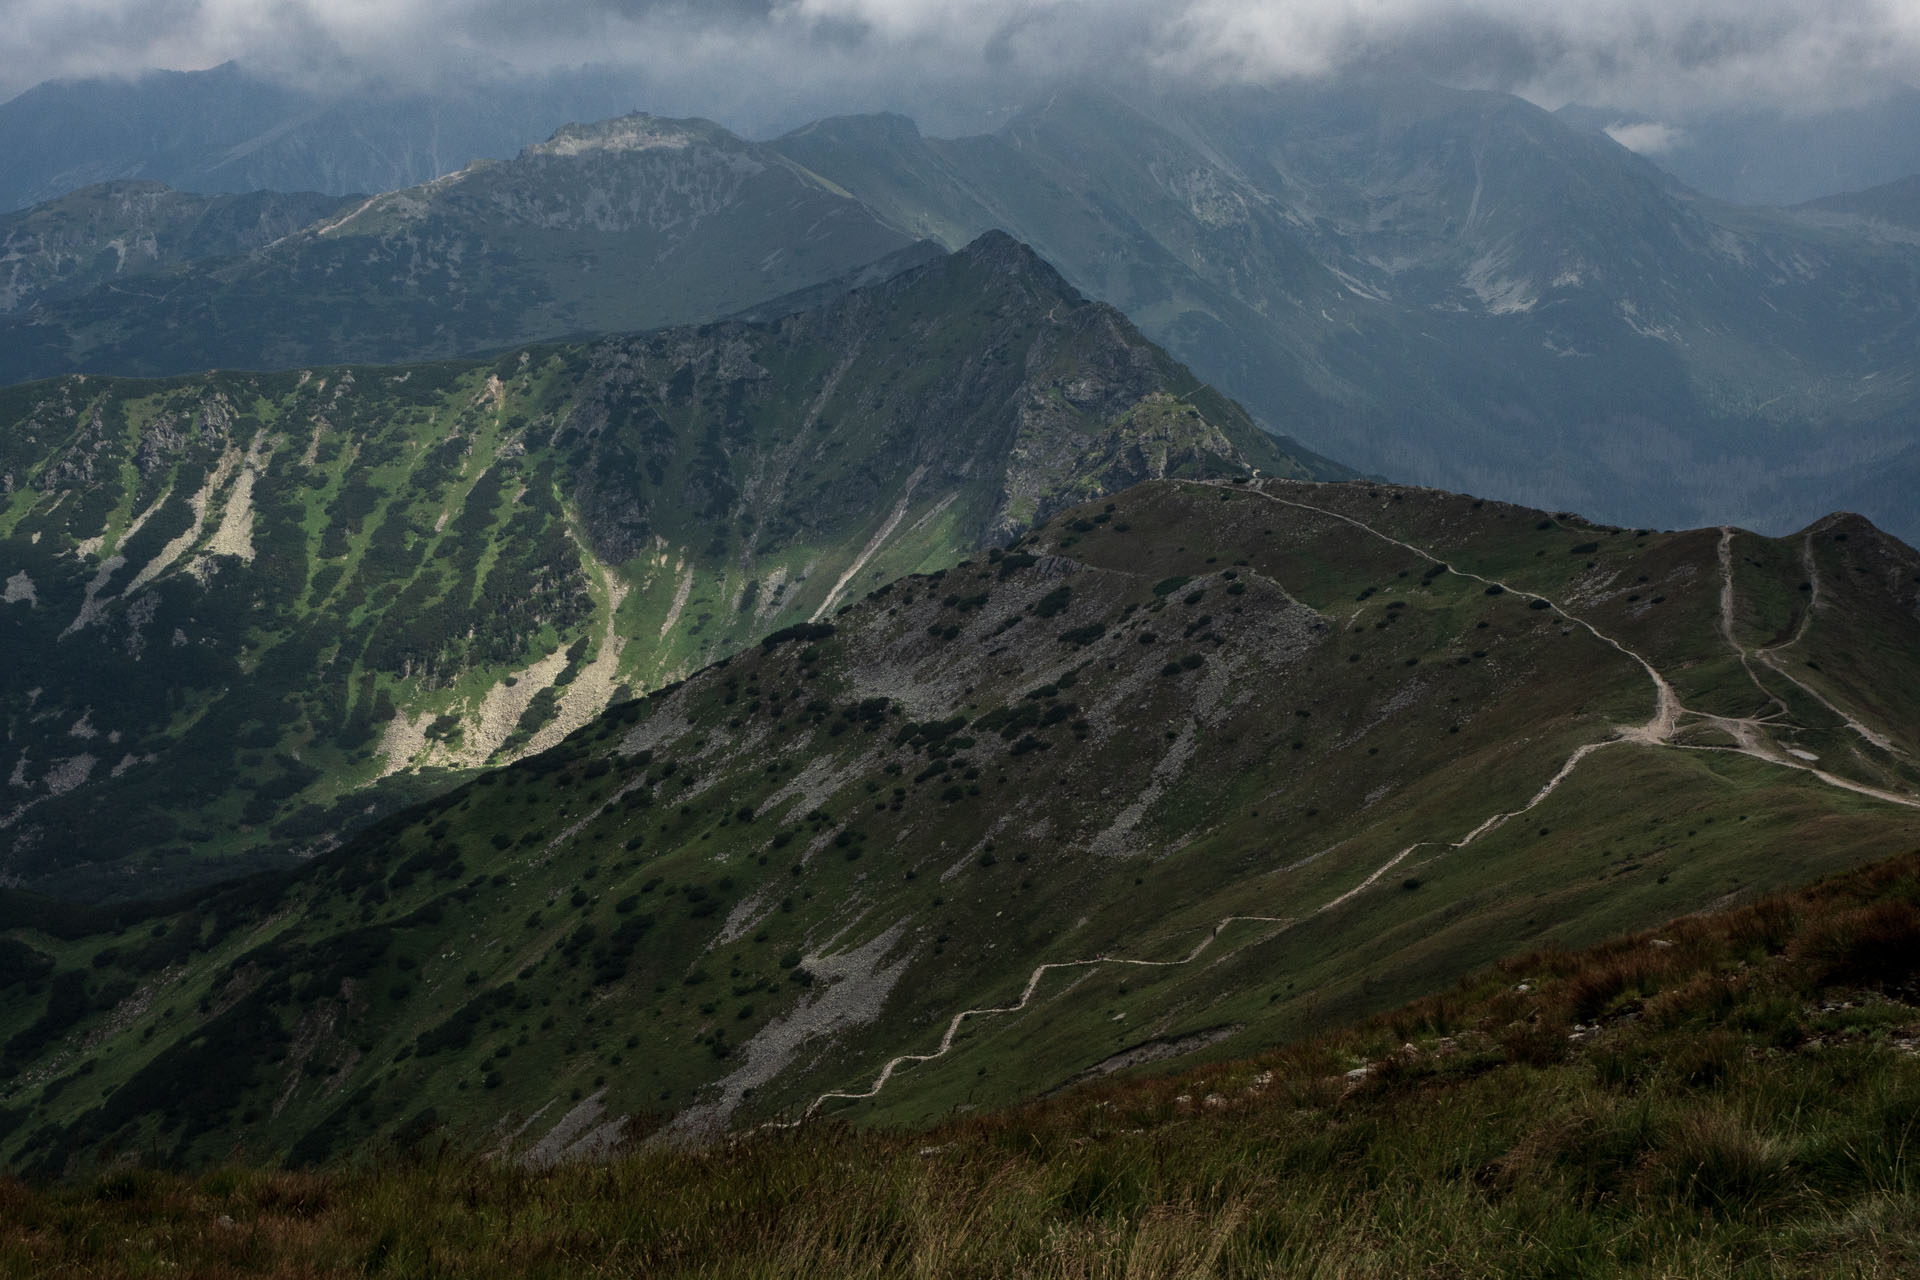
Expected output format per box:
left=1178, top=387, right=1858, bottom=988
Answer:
left=2, top=477, right=1913, bottom=1174
left=0, top=114, right=917, bottom=386
left=4, top=846, right=1916, bottom=1277
left=0, top=181, right=354, bottom=314
left=0, top=233, right=1326, bottom=898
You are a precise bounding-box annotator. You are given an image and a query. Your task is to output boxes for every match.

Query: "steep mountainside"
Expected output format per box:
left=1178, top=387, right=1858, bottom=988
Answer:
left=0, top=61, right=641, bottom=213
left=0, top=234, right=1334, bottom=900
left=3, top=476, right=1915, bottom=1173
left=0, top=115, right=918, bottom=384
left=771, top=82, right=1920, bottom=541
left=0, top=181, right=354, bottom=313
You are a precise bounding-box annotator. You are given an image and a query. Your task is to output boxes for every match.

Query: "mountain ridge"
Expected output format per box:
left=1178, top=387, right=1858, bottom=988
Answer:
left=3, top=471, right=1914, bottom=1172
left=1796, top=174, right=1920, bottom=235
left=0, top=233, right=1333, bottom=900
left=0, top=113, right=919, bottom=384
left=0, top=181, right=356, bottom=313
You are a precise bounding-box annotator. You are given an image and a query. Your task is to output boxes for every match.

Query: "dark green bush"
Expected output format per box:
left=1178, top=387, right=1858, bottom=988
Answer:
left=1033, top=587, right=1071, bottom=618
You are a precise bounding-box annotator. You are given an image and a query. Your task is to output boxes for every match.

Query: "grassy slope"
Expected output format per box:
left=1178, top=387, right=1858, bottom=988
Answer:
left=4, top=845, right=1916, bottom=1277
left=1, top=236, right=1324, bottom=899
left=1, top=478, right=1914, bottom=1175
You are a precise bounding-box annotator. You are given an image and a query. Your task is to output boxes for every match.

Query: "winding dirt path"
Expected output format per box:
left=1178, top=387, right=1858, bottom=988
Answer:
left=792, top=728, right=1620, bottom=1123
left=771, top=483, right=1919, bottom=1128
left=1247, top=484, right=1681, bottom=743
left=1668, top=744, right=1920, bottom=810
left=794, top=918, right=1290, bottom=1121
left=1746, top=532, right=1903, bottom=757
left=1716, top=527, right=1794, bottom=722
left=1249, top=485, right=1911, bottom=806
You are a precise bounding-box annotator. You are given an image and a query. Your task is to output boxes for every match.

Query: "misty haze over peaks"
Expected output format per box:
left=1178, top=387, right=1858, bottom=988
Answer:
left=7, top=0, right=1920, bottom=133
left=6, top=0, right=1920, bottom=212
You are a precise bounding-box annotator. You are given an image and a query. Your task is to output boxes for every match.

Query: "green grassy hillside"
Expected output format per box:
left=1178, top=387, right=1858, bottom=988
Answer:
left=0, top=233, right=1332, bottom=899
left=2, top=476, right=1913, bottom=1175
left=5, top=839, right=1917, bottom=1276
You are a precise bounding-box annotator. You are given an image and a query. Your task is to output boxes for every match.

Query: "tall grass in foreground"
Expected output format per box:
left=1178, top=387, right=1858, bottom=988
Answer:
left=5, top=852, right=1918, bottom=1278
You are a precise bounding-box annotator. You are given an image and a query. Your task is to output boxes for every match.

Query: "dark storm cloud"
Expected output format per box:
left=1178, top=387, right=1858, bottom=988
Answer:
left=2, top=0, right=1916, bottom=121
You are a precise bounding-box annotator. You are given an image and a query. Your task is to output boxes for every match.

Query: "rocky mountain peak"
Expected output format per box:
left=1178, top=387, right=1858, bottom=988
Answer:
left=523, top=113, right=740, bottom=160
left=953, top=227, right=1053, bottom=274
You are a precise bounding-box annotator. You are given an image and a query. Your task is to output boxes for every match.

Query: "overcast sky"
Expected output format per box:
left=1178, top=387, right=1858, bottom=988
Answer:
left=5, top=0, right=1918, bottom=125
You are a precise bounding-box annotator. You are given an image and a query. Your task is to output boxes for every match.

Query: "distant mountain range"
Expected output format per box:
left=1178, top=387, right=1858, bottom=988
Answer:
left=770, top=84, right=1920, bottom=542
left=0, top=115, right=922, bottom=382
left=4, top=78, right=1919, bottom=540
left=1797, top=175, right=1920, bottom=234
left=0, top=61, right=642, bottom=214
left=15, top=62, right=1915, bottom=217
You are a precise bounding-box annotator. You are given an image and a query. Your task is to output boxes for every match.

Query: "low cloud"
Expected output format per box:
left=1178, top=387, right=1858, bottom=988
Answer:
left=1604, top=120, right=1688, bottom=154
left=3, top=0, right=1917, bottom=125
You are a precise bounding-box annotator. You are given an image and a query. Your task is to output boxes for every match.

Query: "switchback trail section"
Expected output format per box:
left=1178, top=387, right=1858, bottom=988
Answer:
left=778, top=481, right=1920, bottom=1126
